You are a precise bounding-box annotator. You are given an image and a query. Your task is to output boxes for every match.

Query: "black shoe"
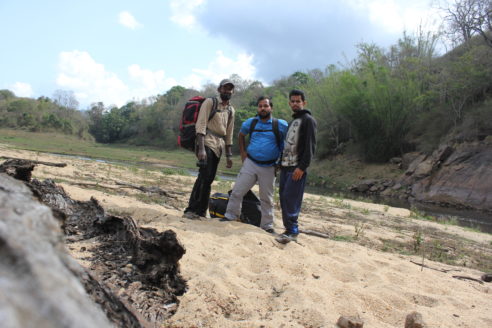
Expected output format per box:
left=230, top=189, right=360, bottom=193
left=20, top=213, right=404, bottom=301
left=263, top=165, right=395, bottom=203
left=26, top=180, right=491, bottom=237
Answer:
left=264, top=228, right=275, bottom=234
left=275, top=231, right=298, bottom=244
left=183, top=212, right=200, bottom=220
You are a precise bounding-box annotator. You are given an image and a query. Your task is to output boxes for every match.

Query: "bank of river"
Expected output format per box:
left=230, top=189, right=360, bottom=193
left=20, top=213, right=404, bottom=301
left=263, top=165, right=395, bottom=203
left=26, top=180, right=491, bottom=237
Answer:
left=306, top=185, right=492, bottom=234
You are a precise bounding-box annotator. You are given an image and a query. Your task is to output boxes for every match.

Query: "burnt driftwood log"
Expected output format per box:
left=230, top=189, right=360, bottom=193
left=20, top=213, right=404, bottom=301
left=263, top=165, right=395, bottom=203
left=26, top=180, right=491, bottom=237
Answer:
left=0, top=157, right=66, bottom=181
left=0, top=173, right=114, bottom=328
left=1, top=159, right=188, bottom=326
left=0, top=158, right=36, bottom=181
left=0, top=156, right=67, bottom=167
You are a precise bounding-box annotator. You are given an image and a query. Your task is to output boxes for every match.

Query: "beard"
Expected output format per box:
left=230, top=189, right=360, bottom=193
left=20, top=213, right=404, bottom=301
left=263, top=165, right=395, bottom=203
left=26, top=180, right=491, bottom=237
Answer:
left=258, top=111, right=271, bottom=119
left=220, top=93, right=232, bottom=101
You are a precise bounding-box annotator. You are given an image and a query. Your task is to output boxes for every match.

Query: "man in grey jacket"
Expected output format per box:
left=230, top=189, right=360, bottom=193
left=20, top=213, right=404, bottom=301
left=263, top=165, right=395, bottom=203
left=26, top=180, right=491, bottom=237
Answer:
left=276, top=89, right=317, bottom=244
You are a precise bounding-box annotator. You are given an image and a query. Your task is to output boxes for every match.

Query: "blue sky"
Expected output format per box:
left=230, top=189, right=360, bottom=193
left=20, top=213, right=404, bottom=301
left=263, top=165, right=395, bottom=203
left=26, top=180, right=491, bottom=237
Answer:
left=0, top=0, right=442, bottom=108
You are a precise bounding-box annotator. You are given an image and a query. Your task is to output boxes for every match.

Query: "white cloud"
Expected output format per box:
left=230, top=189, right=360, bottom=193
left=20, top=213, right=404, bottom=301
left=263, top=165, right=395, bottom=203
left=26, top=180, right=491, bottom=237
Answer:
left=10, top=82, right=33, bottom=97
left=349, top=0, right=440, bottom=34
left=182, top=51, right=256, bottom=89
left=170, top=0, right=204, bottom=29
left=128, top=64, right=177, bottom=97
left=57, top=50, right=129, bottom=107
left=56, top=50, right=182, bottom=107
left=118, top=11, right=142, bottom=29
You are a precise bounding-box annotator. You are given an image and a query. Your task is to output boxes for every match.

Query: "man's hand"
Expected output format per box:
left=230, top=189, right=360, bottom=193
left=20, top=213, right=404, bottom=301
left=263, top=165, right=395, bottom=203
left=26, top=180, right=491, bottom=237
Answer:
left=240, top=152, right=247, bottom=163
left=226, top=157, right=233, bottom=168
left=292, top=168, right=304, bottom=181
left=197, top=149, right=207, bottom=161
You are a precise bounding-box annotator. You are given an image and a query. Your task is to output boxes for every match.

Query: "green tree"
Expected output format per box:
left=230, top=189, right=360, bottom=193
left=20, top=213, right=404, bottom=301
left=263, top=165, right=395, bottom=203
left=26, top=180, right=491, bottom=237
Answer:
left=0, top=89, right=15, bottom=100
left=165, top=85, right=186, bottom=106
left=329, top=43, right=423, bottom=161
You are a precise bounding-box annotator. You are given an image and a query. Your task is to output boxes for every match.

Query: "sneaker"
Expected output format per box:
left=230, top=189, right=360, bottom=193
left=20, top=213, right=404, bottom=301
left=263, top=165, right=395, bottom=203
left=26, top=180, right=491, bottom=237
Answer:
left=275, top=231, right=298, bottom=244
left=264, top=228, right=276, bottom=234
left=219, top=217, right=239, bottom=222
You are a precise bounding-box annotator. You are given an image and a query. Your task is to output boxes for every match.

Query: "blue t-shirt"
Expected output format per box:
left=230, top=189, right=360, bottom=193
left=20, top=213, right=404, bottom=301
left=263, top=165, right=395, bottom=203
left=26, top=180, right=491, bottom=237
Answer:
left=241, top=116, right=288, bottom=166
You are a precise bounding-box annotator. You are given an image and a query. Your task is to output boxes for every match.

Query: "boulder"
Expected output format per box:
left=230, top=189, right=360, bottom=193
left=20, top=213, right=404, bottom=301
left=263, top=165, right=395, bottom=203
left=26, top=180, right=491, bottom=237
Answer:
left=337, top=315, right=364, bottom=328
left=406, top=145, right=454, bottom=181
left=350, top=179, right=377, bottom=193
left=481, top=273, right=492, bottom=282
left=404, top=311, right=426, bottom=328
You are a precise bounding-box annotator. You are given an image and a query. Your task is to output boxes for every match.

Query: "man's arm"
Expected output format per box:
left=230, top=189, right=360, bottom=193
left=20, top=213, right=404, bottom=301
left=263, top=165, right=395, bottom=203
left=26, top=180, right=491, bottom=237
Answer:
left=195, top=99, right=213, bottom=161
left=293, top=115, right=317, bottom=181
left=224, top=107, right=235, bottom=147
left=197, top=133, right=206, bottom=161
left=297, top=115, right=317, bottom=172
left=225, top=144, right=233, bottom=168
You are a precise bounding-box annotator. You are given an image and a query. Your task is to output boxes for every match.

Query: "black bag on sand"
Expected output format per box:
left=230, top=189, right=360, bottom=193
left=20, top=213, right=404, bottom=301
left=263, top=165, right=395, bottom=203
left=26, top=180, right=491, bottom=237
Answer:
left=209, top=190, right=261, bottom=227
left=209, top=192, right=229, bottom=219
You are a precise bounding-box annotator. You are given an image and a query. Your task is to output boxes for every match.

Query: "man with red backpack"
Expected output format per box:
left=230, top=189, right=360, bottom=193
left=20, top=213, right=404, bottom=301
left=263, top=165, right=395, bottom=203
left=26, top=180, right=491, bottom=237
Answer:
left=183, top=79, right=235, bottom=219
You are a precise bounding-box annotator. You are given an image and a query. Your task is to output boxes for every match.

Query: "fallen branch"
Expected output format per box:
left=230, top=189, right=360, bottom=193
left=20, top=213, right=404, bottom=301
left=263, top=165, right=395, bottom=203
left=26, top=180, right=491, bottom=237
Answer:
left=0, top=156, right=67, bottom=167
left=452, top=275, right=484, bottom=284
left=71, top=182, right=120, bottom=190
left=69, top=181, right=180, bottom=210
left=114, top=181, right=184, bottom=198
left=300, top=229, right=331, bottom=239
left=410, top=260, right=461, bottom=273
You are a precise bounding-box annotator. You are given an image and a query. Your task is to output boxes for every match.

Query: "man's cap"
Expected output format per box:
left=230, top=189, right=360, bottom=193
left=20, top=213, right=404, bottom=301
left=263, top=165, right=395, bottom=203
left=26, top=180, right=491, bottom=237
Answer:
left=219, top=79, right=235, bottom=88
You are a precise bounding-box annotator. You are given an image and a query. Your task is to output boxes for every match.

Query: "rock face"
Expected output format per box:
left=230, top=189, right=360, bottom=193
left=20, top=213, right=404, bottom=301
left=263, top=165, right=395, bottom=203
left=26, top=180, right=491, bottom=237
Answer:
left=405, top=141, right=492, bottom=211
left=350, top=140, right=492, bottom=212
left=0, top=173, right=113, bottom=328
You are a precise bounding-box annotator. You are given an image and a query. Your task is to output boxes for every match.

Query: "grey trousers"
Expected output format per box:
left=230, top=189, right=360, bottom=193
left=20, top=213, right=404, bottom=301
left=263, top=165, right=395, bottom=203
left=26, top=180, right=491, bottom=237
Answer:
left=224, top=158, right=276, bottom=230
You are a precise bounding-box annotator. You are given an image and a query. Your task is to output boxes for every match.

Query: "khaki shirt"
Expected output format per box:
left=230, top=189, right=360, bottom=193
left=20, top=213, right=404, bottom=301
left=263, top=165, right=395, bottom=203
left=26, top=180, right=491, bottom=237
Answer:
left=195, top=97, right=234, bottom=157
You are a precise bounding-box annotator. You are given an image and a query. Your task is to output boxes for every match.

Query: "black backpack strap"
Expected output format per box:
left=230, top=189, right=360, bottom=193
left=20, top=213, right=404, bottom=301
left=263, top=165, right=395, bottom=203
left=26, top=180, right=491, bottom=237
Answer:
left=272, top=118, right=282, bottom=150
left=248, top=118, right=259, bottom=137
left=207, top=97, right=219, bottom=121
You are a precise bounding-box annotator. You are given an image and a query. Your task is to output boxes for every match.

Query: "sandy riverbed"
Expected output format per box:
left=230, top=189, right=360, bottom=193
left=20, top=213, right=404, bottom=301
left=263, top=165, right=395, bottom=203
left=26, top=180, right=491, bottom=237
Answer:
left=2, top=145, right=491, bottom=328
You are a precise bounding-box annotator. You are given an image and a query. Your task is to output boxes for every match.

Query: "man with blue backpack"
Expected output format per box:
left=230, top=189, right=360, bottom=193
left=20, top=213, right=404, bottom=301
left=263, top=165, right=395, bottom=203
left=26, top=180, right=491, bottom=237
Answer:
left=220, top=96, right=288, bottom=233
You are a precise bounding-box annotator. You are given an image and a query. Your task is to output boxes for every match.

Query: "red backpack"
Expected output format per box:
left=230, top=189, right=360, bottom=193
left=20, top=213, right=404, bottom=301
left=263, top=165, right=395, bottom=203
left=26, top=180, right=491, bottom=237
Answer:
left=177, top=96, right=218, bottom=151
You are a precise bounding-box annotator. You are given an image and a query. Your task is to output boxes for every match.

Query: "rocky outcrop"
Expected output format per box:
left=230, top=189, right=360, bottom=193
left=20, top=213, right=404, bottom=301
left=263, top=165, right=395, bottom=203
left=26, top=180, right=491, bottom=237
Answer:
left=350, top=140, right=492, bottom=212
left=403, top=141, right=492, bottom=211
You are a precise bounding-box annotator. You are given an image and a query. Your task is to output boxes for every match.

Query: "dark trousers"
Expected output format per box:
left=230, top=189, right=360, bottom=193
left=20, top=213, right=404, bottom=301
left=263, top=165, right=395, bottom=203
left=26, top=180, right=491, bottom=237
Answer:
left=279, top=167, right=307, bottom=234
left=185, top=147, right=220, bottom=216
